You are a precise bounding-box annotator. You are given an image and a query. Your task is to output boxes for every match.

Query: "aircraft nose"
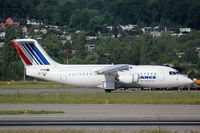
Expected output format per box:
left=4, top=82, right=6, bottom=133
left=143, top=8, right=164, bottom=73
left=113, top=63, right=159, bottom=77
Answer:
left=179, top=76, right=193, bottom=86
left=185, top=78, right=193, bottom=85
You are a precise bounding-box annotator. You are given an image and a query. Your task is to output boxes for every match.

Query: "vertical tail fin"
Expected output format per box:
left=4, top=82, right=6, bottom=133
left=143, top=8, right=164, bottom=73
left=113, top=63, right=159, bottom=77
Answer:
left=13, top=39, right=58, bottom=67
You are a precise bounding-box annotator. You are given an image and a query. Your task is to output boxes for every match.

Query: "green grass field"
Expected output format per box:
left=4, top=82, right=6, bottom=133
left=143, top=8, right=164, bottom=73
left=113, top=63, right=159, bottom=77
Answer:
left=0, top=92, right=200, bottom=104
left=0, top=81, right=72, bottom=89
left=0, top=81, right=200, bottom=104
left=0, top=110, right=64, bottom=115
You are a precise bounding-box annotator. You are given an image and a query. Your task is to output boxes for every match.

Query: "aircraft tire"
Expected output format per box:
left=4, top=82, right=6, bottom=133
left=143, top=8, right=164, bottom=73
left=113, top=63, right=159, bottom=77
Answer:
left=105, top=89, right=112, bottom=93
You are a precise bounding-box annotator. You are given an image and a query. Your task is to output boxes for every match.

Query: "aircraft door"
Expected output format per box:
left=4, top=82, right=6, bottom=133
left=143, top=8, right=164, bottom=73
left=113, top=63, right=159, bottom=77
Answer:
left=60, top=72, right=67, bottom=80
left=175, top=73, right=179, bottom=85
left=158, top=71, right=164, bottom=81
left=133, top=73, right=139, bottom=82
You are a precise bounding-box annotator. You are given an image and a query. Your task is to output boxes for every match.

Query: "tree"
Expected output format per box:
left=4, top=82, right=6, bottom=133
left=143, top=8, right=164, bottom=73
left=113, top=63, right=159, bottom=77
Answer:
left=39, top=34, right=64, bottom=63
left=141, top=34, right=153, bottom=64
left=1, top=25, right=20, bottom=80
left=74, top=33, right=86, bottom=60
left=69, top=57, right=85, bottom=64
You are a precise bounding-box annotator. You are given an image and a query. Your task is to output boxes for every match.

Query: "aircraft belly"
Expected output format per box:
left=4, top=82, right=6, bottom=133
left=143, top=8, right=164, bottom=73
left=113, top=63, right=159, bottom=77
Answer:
left=118, top=80, right=177, bottom=88
left=64, top=75, right=104, bottom=87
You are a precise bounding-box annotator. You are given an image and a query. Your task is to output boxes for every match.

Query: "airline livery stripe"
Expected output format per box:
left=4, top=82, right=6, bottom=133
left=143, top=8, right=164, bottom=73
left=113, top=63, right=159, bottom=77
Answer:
left=21, top=43, right=39, bottom=65
left=29, top=43, right=50, bottom=65
left=17, top=43, right=35, bottom=65
left=13, top=42, right=32, bottom=65
left=26, top=44, right=43, bottom=65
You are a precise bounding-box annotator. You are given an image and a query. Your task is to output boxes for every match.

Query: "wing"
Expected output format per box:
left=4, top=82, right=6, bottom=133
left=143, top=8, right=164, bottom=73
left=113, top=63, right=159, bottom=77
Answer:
left=95, top=64, right=130, bottom=74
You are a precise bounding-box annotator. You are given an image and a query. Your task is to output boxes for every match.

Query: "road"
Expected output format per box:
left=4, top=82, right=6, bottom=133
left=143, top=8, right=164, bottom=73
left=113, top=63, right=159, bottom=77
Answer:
left=0, top=88, right=199, bottom=94
left=0, top=104, right=200, bottom=131
left=0, top=88, right=105, bottom=94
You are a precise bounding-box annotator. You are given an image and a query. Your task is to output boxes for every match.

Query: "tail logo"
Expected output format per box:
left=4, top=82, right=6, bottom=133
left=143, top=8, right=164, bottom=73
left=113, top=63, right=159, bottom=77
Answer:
left=13, top=42, right=32, bottom=65
left=13, top=41, right=50, bottom=65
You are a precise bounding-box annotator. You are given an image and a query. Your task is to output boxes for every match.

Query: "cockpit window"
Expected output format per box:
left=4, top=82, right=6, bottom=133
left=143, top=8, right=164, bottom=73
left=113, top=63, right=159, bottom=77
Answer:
left=172, top=72, right=176, bottom=75
left=169, top=71, right=180, bottom=75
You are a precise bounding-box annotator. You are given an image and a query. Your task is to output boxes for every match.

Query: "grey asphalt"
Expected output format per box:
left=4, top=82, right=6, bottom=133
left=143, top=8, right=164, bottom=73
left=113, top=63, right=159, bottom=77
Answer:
left=0, top=104, right=200, bottom=121
left=0, top=104, right=200, bottom=131
left=0, top=88, right=104, bottom=94
left=0, top=88, right=199, bottom=94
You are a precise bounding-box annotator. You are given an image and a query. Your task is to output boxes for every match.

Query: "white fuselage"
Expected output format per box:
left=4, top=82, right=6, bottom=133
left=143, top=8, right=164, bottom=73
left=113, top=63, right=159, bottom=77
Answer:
left=26, top=64, right=193, bottom=89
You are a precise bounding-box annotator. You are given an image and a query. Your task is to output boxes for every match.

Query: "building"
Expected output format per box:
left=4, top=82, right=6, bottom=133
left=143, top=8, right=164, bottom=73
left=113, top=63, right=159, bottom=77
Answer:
left=60, top=35, right=67, bottom=40
left=85, top=36, right=97, bottom=40
left=0, top=42, right=4, bottom=47
left=141, top=26, right=165, bottom=37
left=120, top=24, right=137, bottom=31
left=85, top=44, right=95, bottom=51
left=22, top=26, right=27, bottom=33
left=40, top=28, right=47, bottom=34
left=141, top=27, right=152, bottom=33
left=180, top=28, right=191, bottom=33
left=6, top=18, right=20, bottom=26
left=0, top=18, right=20, bottom=31
left=0, top=32, right=5, bottom=39
left=27, top=19, right=43, bottom=26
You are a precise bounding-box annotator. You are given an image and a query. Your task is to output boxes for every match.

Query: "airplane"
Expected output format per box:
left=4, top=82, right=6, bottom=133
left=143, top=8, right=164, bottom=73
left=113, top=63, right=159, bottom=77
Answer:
left=13, top=39, right=193, bottom=92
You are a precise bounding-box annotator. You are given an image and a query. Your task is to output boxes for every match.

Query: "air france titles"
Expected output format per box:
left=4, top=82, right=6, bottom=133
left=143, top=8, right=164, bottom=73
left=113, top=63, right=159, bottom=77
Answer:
left=139, top=76, right=156, bottom=82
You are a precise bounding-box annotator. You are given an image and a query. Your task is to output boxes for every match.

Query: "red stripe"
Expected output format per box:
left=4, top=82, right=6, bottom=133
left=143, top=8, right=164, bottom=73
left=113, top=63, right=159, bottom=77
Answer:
left=13, top=41, right=32, bottom=65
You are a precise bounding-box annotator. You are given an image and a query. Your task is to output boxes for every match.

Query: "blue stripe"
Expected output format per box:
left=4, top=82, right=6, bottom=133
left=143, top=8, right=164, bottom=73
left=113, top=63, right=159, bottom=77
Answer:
left=29, top=43, right=50, bottom=65
left=26, top=44, right=43, bottom=65
left=21, top=43, right=39, bottom=65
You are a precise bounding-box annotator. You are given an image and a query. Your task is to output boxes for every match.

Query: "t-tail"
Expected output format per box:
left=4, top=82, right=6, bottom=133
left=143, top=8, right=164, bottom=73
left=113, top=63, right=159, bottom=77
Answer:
left=13, top=39, right=58, bottom=67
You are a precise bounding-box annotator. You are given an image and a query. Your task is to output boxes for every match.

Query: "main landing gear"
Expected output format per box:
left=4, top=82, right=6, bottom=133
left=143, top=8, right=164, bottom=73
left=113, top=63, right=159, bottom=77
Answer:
left=104, top=89, right=113, bottom=93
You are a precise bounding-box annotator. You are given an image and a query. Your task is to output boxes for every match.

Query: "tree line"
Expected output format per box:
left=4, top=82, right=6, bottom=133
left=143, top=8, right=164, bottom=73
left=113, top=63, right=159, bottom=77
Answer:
left=0, top=0, right=200, bottom=31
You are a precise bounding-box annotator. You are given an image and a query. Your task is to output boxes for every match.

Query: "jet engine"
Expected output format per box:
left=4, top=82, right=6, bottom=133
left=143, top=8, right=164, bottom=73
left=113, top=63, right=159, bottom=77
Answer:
left=118, top=74, right=139, bottom=84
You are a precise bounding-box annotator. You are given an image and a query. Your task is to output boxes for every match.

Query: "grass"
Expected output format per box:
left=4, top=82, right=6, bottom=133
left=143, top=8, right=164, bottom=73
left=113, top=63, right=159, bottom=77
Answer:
left=0, top=110, right=64, bottom=115
left=0, top=81, right=72, bottom=89
left=0, top=129, right=192, bottom=133
left=0, top=92, right=200, bottom=104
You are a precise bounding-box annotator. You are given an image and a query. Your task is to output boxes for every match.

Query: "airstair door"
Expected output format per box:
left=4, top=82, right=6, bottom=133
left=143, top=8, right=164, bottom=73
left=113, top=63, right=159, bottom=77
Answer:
left=60, top=72, right=67, bottom=80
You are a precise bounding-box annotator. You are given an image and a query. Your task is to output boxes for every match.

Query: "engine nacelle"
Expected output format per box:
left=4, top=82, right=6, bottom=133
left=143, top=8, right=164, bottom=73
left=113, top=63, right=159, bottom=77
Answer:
left=118, top=75, right=133, bottom=84
left=118, top=74, right=139, bottom=84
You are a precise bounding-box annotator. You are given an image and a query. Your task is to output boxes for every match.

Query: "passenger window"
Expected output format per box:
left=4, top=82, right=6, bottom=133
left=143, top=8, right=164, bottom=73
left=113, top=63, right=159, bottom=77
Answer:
left=169, top=71, right=172, bottom=75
